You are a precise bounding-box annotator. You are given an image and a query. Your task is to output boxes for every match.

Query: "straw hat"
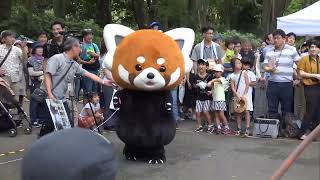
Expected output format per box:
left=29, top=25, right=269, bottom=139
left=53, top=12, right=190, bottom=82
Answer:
left=233, top=97, right=247, bottom=113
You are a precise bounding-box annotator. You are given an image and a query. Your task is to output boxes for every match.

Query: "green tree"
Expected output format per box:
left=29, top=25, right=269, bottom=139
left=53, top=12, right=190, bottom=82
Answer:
left=53, top=0, right=68, bottom=19
left=0, top=0, right=13, bottom=27
left=96, top=0, right=112, bottom=26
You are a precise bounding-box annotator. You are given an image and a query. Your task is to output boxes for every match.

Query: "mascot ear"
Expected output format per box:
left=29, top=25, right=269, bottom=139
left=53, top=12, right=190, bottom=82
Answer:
left=165, top=28, right=195, bottom=74
left=103, top=24, right=135, bottom=70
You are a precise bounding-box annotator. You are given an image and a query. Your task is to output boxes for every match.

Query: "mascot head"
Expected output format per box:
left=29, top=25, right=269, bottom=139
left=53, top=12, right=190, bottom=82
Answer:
left=103, top=24, right=195, bottom=91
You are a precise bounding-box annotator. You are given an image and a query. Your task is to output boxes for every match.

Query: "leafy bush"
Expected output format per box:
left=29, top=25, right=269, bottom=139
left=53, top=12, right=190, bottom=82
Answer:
left=222, top=30, right=261, bottom=48
left=194, top=29, right=262, bottom=49
left=0, top=4, right=102, bottom=43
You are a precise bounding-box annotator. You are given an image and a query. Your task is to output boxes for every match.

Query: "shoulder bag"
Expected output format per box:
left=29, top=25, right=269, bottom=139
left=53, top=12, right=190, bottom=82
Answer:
left=31, top=62, right=74, bottom=102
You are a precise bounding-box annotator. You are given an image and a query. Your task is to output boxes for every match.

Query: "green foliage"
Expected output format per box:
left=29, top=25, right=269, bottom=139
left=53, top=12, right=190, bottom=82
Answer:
left=194, top=29, right=261, bottom=49
left=284, top=0, right=304, bottom=15
left=222, top=30, right=261, bottom=48
left=112, top=0, right=136, bottom=28
left=0, top=0, right=309, bottom=42
left=0, top=4, right=55, bottom=39
left=65, top=19, right=103, bottom=43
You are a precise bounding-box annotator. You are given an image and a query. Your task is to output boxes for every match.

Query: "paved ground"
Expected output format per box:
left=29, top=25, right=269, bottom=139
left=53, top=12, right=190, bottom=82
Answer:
left=0, top=120, right=319, bottom=180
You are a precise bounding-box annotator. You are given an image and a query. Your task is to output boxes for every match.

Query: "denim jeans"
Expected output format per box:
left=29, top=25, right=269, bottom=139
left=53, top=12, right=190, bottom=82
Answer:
left=266, top=81, right=293, bottom=119
left=83, top=70, right=98, bottom=94
left=29, top=80, right=41, bottom=124
left=171, top=89, right=179, bottom=122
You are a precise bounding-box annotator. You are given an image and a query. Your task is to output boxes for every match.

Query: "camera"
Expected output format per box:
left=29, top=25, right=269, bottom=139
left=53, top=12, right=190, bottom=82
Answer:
left=59, top=30, right=82, bottom=41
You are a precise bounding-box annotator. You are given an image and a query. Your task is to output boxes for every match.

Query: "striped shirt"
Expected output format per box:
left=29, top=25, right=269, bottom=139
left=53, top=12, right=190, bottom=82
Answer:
left=264, top=45, right=300, bottom=82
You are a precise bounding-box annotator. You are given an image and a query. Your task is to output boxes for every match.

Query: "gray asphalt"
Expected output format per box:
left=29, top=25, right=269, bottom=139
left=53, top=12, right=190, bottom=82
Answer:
left=0, top=120, right=319, bottom=180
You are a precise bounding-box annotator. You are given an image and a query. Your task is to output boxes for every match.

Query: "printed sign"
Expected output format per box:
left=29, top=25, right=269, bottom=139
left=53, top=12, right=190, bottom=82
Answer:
left=46, top=99, right=71, bottom=130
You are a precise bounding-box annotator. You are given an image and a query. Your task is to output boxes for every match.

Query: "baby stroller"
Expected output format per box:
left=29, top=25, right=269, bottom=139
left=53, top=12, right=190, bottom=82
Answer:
left=0, top=78, right=32, bottom=137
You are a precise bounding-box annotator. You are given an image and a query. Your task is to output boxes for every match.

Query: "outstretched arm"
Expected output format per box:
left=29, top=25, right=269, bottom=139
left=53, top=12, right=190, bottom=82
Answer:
left=83, top=71, right=114, bottom=86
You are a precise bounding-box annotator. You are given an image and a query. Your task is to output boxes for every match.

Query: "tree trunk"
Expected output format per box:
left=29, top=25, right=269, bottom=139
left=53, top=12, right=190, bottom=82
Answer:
left=198, top=0, right=209, bottom=29
left=188, top=0, right=198, bottom=30
left=53, top=0, right=67, bottom=19
left=96, top=0, right=112, bottom=26
left=146, top=0, right=159, bottom=22
left=0, top=0, right=12, bottom=22
left=223, top=0, right=232, bottom=29
left=132, top=0, right=148, bottom=29
left=262, top=0, right=291, bottom=34
left=24, top=0, right=33, bottom=30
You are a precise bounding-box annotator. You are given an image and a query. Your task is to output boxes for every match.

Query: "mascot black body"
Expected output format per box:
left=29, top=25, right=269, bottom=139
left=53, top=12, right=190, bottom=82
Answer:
left=116, top=90, right=173, bottom=163
left=103, top=24, right=195, bottom=164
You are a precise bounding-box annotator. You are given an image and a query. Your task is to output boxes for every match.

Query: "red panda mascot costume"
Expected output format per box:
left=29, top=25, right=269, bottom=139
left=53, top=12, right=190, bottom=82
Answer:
left=103, top=24, right=195, bottom=164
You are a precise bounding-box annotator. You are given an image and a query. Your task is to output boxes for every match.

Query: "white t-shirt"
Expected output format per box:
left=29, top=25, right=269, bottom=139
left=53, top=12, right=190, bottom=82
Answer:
left=229, top=70, right=255, bottom=111
left=212, top=77, right=227, bottom=101
left=80, top=103, right=100, bottom=118
left=247, top=70, right=256, bottom=98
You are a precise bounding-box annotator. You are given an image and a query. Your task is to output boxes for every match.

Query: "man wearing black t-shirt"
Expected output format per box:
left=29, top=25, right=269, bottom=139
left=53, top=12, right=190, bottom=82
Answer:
left=191, top=59, right=214, bottom=133
left=43, top=20, right=65, bottom=59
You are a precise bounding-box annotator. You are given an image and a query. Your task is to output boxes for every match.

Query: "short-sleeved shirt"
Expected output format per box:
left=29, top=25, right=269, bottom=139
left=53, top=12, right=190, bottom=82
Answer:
left=191, top=73, right=213, bottom=101
left=298, top=55, right=320, bottom=86
left=0, top=44, right=23, bottom=82
left=223, top=48, right=235, bottom=63
left=264, top=44, right=300, bottom=82
left=212, top=77, right=226, bottom=101
left=80, top=42, right=100, bottom=71
left=43, top=53, right=87, bottom=101
left=80, top=103, right=100, bottom=118
left=80, top=43, right=100, bottom=61
left=230, top=71, right=254, bottom=111
left=191, top=42, right=225, bottom=61
left=247, top=70, right=256, bottom=96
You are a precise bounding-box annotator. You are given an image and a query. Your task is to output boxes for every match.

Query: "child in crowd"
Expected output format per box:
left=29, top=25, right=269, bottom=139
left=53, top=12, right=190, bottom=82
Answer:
left=191, top=59, right=214, bottom=132
left=223, top=38, right=235, bottom=78
left=27, top=43, right=45, bottom=127
left=229, top=58, right=251, bottom=137
left=208, top=64, right=232, bottom=135
left=79, top=92, right=104, bottom=129
left=242, top=57, right=257, bottom=115
left=233, top=38, right=242, bottom=59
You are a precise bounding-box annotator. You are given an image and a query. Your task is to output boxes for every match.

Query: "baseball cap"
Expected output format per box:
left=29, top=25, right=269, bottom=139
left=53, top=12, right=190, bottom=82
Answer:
left=21, top=128, right=117, bottom=180
left=213, top=64, right=224, bottom=72
left=82, top=28, right=93, bottom=37
left=197, top=59, right=208, bottom=65
left=149, top=21, right=161, bottom=28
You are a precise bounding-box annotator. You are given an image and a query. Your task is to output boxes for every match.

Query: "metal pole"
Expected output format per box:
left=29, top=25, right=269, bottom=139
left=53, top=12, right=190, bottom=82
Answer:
left=270, top=124, right=320, bottom=180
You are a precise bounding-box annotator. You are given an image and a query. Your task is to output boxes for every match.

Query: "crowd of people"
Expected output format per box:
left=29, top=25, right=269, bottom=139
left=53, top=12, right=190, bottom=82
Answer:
left=0, top=20, right=319, bottom=141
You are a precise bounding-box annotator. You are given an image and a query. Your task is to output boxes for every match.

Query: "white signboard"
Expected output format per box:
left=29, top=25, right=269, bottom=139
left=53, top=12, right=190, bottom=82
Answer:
left=46, top=99, right=71, bottom=130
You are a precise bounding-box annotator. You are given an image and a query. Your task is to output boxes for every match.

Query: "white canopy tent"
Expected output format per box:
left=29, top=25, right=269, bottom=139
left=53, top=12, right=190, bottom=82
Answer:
left=277, top=1, right=320, bottom=36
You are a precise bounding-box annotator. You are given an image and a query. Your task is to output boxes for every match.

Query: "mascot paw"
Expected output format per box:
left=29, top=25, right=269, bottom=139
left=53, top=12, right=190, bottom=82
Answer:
left=165, top=103, right=172, bottom=112
left=125, top=155, right=137, bottom=161
left=148, top=158, right=165, bottom=164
